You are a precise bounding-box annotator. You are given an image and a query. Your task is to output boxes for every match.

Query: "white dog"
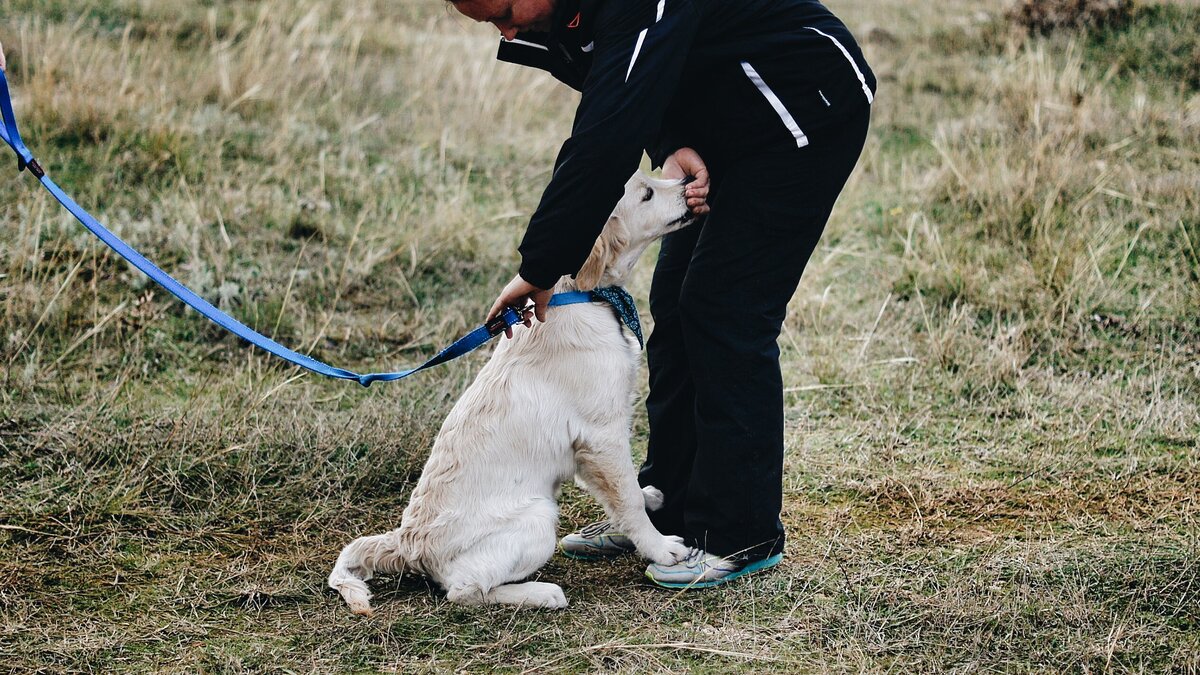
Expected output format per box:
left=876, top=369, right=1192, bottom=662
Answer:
left=329, top=171, right=695, bottom=612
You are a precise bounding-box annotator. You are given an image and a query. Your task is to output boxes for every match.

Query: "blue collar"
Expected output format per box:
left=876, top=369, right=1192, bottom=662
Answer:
left=549, top=287, right=644, bottom=349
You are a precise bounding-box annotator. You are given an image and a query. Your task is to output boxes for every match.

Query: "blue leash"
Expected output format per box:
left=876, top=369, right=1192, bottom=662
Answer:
left=0, top=70, right=607, bottom=387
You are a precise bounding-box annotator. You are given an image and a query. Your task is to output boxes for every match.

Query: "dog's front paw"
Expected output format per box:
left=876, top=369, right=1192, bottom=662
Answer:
left=645, top=535, right=692, bottom=565
left=523, top=582, right=569, bottom=609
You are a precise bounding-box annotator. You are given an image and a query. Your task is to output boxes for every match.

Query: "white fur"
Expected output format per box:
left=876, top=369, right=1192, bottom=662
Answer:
left=329, top=172, right=695, bottom=614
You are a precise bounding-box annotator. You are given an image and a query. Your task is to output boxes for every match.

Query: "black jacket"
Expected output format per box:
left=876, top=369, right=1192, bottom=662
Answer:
left=498, top=0, right=876, bottom=289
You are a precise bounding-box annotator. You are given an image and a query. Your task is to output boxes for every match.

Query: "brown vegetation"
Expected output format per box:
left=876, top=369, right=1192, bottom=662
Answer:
left=1008, top=0, right=1136, bottom=32
left=1, top=0, right=1197, bottom=671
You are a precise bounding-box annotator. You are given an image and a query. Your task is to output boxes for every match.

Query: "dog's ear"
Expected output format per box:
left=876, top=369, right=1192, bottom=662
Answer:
left=575, top=216, right=629, bottom=291
left=574, top=226, right=611, bottom=291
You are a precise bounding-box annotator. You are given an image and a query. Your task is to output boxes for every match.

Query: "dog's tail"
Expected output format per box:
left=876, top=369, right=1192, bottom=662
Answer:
left=328, top=530, right=408, bottom=616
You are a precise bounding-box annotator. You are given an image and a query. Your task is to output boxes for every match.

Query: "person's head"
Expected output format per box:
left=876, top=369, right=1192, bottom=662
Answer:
left=448, top=0, right=557, bottom=40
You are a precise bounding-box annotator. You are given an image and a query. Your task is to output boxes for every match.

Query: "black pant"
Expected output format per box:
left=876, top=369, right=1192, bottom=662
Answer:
left=638, top=105, right=871, bottom=560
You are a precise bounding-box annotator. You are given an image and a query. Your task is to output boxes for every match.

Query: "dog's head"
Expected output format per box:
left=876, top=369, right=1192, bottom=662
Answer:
left=575, top=171, right=696, bottom=291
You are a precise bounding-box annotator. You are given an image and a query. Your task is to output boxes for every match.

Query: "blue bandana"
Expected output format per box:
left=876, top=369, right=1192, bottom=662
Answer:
left=591, top=286, right=644, bottom=349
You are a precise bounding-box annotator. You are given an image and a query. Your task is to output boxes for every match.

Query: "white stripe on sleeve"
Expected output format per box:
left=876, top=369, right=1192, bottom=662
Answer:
left=626, top=1, right=667, bottom=82
left=502, top=37, right=549, bottom=51
left=626, top=29, right=649, bottom=82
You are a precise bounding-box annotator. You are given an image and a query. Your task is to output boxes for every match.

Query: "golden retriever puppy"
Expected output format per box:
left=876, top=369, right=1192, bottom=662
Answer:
left=329, top=171, right=695, bottom=612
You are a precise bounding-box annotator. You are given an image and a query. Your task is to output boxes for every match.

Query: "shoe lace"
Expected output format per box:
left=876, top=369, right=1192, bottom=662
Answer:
left=579, top=521, right=612, bottom=538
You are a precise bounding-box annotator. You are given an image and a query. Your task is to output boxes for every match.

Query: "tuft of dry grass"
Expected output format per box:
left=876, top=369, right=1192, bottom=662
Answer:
left=2, top=0, right=1199, bottom=672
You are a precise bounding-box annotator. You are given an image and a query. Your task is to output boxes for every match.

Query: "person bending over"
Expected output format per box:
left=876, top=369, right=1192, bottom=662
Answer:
left=451, top=0, right=875, bottom=588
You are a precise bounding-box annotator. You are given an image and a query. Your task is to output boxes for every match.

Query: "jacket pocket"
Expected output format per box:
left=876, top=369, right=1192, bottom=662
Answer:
left=740, top=61, right=810, bottom=149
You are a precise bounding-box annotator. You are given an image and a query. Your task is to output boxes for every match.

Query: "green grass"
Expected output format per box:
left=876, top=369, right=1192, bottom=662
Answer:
left=1084, top=3, right=1200, bottom=92
left=2, top=0, right=1199, bottom=671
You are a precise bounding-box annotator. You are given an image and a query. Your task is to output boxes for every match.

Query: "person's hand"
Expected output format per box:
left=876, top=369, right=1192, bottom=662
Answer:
left=486, top=273, right=553, bottom=339
left=1, top=40, right=7, bottom=72
left=662, top=147, right=710, bottom=216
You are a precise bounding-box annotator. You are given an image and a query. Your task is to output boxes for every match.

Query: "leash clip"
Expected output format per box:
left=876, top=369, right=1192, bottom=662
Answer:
left=485, top=305, right=533, bottom=336
left=485, top=315, right=509, bottom=337
left=485, top=306, right=524, bottom=337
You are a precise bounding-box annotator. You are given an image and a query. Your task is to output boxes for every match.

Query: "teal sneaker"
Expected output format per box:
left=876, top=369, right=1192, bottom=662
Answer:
left=559, top=521, right=637, bottom=560
left=645, top=548, right=783, bottom=588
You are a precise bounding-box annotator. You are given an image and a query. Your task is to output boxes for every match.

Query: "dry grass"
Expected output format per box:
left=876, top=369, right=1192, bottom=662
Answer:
left=1008, top=0, right=1136, bottom=33
left=1, top=0, right=1199, bottom=672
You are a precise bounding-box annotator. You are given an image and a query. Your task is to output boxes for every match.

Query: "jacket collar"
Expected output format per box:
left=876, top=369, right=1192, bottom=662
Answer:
left=514, top=0, right=595, bottom=48
left=554, top=0, right=596, bottom=43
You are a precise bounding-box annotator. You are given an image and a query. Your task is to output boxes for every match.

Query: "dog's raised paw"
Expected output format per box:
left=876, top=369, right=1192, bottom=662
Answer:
left=641, top=485, right=665, bottom=511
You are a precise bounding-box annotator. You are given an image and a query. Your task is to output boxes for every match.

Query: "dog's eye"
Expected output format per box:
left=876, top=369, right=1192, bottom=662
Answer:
left=641, top=187, right=654, bottom=202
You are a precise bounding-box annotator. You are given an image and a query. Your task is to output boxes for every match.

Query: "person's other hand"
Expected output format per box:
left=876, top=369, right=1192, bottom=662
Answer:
left=662, top=147, right=710, bottom=216
left=486, top=274, right=553, bottom=339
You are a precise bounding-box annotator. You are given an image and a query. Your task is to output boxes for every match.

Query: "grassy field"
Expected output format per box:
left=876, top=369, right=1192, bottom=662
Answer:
left=1, top=0, right=1198, bottom=671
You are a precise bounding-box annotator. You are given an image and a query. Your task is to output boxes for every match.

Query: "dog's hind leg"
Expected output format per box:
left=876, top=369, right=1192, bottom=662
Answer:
left=328, top=530, right=406, bottom=616
left=573, top=437, right=691, bottom=566
left=439, top=499, right=567, bottom=609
